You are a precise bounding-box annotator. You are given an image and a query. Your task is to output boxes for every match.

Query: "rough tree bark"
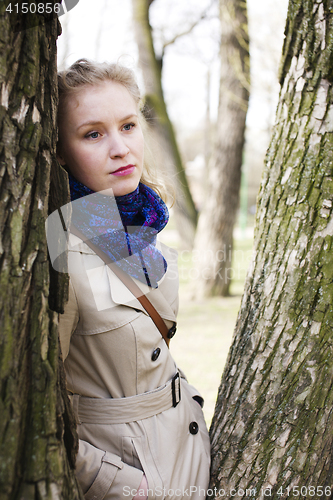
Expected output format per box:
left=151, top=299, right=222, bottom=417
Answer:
left=131, top=0, right=198, bottom=248
left=0, top=5, right=82, bottom=498
left=209, top=1, right=333, bottom=498
left=194, top=0, right=250, bottom=297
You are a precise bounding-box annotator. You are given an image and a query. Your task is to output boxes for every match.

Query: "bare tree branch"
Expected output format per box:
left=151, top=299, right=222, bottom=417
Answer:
left=161, top=0, right=217, bottom=58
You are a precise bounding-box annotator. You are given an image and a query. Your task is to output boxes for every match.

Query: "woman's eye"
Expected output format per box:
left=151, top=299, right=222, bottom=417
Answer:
left=123, top=123, right=135, bottom=131
left=86, top=131, right=100, bottom=139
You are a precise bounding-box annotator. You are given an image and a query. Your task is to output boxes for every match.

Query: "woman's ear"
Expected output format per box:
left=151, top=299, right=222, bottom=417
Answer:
left=56, top=146, right=66, bottom=166
left=57, top=154, right=66, bottom=166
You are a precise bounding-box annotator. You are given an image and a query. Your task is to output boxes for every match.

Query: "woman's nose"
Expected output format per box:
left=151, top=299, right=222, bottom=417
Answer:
left=109, top=134, right=129, bottom=158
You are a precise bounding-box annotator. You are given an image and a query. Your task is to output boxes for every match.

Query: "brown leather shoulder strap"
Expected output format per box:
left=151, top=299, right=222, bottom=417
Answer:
left=69, top=224, right=170, bottom=347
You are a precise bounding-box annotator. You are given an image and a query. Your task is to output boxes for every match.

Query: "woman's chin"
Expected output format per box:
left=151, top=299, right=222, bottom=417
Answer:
left=112, top=179, right=141, bottom=197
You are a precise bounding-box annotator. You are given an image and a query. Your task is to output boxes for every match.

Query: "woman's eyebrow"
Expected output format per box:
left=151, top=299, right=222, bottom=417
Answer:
left=77, top=114, right=138, bottom=131
left=77, top=120, right=104, bottom=131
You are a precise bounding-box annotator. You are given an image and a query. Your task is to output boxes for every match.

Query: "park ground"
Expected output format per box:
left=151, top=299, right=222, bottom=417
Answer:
left=159, top=219, right=254, bottom=427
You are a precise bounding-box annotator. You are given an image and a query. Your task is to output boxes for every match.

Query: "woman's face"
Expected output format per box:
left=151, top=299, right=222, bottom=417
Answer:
left=57, top=81, right=144, bottom=196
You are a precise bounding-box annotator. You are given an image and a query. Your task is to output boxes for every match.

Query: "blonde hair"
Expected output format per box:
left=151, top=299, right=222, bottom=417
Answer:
left=58, top=58, right=170, bottom=201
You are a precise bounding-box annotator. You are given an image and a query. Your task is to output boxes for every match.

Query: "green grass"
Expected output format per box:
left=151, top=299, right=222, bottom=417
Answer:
left=160, top=225, right=254, bottom=427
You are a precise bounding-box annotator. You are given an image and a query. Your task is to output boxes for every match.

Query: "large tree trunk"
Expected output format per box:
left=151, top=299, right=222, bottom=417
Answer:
left=131, top=0, right=198, bottom=248
left=0, top=5, right=82, bottom=498
left=194, top=0, right=250, bottom=297
left=209, top=1, right=333, bottom=497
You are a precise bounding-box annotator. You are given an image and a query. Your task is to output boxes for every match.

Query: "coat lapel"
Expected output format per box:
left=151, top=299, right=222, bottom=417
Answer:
left=107, top=241, right=178, bottom=323
left=68, top=233, right=178, bottom=322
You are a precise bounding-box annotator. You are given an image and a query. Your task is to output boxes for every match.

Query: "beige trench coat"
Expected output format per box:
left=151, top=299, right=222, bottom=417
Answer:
left=59, top=233, right=210, bottom=500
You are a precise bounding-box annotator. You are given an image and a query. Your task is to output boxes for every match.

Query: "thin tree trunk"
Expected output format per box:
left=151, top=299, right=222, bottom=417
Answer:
left=194, top=0, right=250, bottom=297
left=131, top=0, right=198, bottom=248
left=209, top=1, right=333, bottom=497
left=0, top=6, right=82, bottom=498
left=203, top=66, right=212, bottom=202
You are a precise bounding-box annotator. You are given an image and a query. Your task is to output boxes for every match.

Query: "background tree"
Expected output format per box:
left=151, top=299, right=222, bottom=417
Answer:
left=209, top=0, right=333, bottom=496
left=131, top=0, right=199, bottom=248
left=0, top=5, right=82, bottom=498
left=194, top=0, right=250, bottom=297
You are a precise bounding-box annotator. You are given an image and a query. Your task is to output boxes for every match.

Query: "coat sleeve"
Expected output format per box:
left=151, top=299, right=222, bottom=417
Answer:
left=58, top=278, right=79, bottom=361
left=58, top=279, right=144, bottom=499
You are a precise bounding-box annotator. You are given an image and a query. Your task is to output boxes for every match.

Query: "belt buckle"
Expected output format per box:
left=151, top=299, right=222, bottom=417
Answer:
left=171, top=371, right=181, bottom=407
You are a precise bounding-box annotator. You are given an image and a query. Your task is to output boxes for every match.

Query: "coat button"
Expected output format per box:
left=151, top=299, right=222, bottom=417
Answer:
left=189, top=421, right=199, bottom=435
left=167, top=324, right=177, bottom=339
left=151, top=347, right=161, bottom=361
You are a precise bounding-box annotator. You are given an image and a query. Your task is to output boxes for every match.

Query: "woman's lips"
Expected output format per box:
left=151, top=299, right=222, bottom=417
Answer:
left=111, top=165, right=135, bottom=176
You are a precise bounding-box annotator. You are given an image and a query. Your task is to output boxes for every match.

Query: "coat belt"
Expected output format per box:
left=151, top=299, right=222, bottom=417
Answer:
left=69, top=372, right=181, bottom=425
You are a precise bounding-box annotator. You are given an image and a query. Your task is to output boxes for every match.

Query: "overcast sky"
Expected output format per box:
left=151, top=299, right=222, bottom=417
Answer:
left=57, top=0, right=289, bottom=138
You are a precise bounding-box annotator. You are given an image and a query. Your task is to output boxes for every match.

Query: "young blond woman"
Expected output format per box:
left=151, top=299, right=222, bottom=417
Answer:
left=56, top=59, right=210, bottom=500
